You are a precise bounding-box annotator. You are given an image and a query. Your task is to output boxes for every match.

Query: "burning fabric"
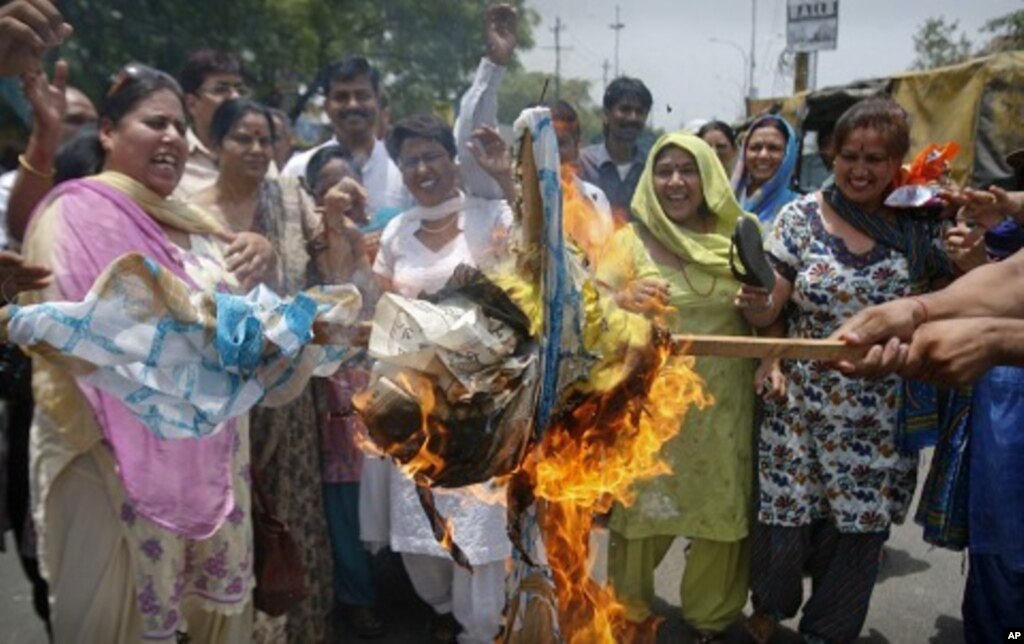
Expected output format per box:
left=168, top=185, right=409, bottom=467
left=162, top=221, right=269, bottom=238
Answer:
left=354, top=108, right=709, bottom=643
left=357, top=266, right=538, bottom=488
left=0, top=107, right=711, bottom=643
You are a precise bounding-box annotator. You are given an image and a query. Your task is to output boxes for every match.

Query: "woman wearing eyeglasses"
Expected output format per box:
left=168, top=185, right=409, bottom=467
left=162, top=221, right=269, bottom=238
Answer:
left=367, top=112, right=514, bottom=644
left=18, top=65, right=272, bottom=643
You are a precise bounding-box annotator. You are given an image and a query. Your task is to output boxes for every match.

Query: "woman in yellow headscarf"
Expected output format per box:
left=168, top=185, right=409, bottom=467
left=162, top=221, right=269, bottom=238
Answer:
left=597, top=132, right=762, bottom=642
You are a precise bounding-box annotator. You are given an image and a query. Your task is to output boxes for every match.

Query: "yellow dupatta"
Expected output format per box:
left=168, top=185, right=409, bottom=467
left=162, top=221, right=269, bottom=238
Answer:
left=630, top=132, right=757, bottom=278
left=93, top=171, right=226, bottom=236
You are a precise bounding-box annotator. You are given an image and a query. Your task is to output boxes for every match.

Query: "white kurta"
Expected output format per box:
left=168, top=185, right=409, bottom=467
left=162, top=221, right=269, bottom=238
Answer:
left=281, top=137, right=410, bottom=217
left=366, top=194, right=513, bottom=566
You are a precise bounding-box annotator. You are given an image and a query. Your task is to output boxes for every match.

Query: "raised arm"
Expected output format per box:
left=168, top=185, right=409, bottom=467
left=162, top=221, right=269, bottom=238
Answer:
left=0, top=0, right=71, bottom=76
left=8, top=60, right=68, bottom=242
left=454, top=3, right=516, bottom=200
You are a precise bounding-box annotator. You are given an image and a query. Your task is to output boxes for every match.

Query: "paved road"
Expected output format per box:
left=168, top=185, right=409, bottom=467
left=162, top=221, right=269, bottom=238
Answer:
left=1, top=450, right=964, bottom=643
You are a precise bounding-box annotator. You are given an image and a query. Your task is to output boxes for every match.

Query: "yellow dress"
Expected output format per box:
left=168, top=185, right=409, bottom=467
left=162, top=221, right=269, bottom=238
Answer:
left=599, top=224, right=755, bottom=543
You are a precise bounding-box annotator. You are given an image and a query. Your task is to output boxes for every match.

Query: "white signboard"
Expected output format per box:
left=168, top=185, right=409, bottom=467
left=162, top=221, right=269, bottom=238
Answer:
left=787, top=0, right=839, bottom=52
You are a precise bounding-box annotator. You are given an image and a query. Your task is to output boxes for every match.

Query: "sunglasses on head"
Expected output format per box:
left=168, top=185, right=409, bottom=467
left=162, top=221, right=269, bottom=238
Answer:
left=106, top=63, right=180, bottom=98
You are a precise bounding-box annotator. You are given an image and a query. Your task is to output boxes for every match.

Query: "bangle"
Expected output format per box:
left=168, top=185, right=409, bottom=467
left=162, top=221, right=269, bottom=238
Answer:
left=910, top=296, right=929, bottom=326
left=18, top=154, right=55, bottom=180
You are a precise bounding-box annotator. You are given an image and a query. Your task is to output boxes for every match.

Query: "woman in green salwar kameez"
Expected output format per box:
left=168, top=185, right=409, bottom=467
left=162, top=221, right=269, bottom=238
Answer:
left=596, top=132, right=762, bottom=642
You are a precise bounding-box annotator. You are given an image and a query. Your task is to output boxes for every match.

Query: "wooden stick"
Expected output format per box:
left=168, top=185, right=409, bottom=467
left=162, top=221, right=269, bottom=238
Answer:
left=313, top=321, right=866, bottom=362
left=672, top=335, right=869, bottom=361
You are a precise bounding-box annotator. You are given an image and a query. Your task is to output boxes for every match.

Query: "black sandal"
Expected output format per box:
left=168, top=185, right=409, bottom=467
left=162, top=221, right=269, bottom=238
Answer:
left=730, top=217, right=776, bottom=292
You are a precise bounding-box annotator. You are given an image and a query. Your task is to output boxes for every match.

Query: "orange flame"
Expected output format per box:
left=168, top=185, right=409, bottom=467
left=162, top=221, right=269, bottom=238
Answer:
left=353, top=153, right=708, bottom=640
left=439, top=516, right=457, bottom=551
left=499, top=162, right=708, bottom=642
left=390, top=371, right=447, bottom=483
left=351, top=371, right=450, bottom=483
left=560, top=164, right=615, bottom=270
left=526, top=338, right=710, bottom=643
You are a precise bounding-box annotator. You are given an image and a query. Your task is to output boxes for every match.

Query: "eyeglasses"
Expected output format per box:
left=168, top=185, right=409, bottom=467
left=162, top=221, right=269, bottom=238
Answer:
left=397, top=150, right=448, bottom=172
left=107, top=63, right=180, bottom=99
left=199, top=81, right=251, bottom=99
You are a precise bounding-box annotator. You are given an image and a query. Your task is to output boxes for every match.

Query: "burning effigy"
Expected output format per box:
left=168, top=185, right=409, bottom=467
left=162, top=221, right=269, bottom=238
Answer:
left=352, top=108, right=711, bottom=643
left=0, top=108, right=750, bottom=642
left=0, top=108, right=708, bottom=642
left=0, top=107, right=861, bottom=642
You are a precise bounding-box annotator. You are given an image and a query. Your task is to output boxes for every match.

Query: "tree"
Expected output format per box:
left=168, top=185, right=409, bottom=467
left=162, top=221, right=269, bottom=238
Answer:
left=909, top=7, right=1024, bottom=71
left=496, top=69, right=603, bottom=140
left=54, top=0, right=536, bottom=119
left=979, top=8, right=1024, bottom=54
left=910, top=17, right=973, bottom=70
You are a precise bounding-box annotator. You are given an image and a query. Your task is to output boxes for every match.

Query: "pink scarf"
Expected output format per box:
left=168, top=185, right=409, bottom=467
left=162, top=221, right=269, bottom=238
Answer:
left=32, top=176, right=237, bottom=538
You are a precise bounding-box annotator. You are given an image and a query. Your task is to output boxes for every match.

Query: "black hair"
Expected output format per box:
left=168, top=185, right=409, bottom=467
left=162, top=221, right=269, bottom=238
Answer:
left=54, top=124, right=103, bottom=184
left=305, top=144, right=359, bottom=194
left=102, top=63, right=185, bottom=126
left=209, top=98, right=276, bottom=147
left=267, top=107, right=290, bottom=130
left=748, top=116, right=790, bottom=143
left=385, top=113, right=456, bottom=162
left=324, top=56, right=381, bottom=96
left=89, top=63, right=186, bottom=175
left=833, top=96, right=911, bottom=160
left=179, top=49, right=244, bottom=95
left=697, top=120, right=737, bottom=148
left=602, top=76, right=653, bottom=112
left=542, top=99, right=580, bottom=137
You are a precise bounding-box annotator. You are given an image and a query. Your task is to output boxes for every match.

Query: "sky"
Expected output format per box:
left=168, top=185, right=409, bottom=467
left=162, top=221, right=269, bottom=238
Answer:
left=517, top=0, right=1021, bottom=129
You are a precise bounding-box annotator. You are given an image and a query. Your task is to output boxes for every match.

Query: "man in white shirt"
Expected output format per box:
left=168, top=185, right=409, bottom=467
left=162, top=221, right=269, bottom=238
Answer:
left=175, top=49, right=251, bottom=199
left=282, top=56, right=408, bottom=217
left=451, top=11, right=612, bottom=226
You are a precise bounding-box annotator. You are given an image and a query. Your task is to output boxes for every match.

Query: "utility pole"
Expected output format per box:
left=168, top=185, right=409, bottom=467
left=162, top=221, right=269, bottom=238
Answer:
left=794, top=51, right=810, bottom=93
left=609, top=6, right=625, bottom=77
left=547, top=17, right=572, bottom=98
left=793, top=50, right=819, bottom=93
left=602, top=59, right=611, bottom=89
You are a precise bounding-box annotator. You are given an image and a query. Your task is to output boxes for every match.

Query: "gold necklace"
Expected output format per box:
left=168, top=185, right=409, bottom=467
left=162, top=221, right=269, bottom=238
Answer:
left=674, top=214, right=717, bottom=297
left=677, top=258, right=717, bottom=297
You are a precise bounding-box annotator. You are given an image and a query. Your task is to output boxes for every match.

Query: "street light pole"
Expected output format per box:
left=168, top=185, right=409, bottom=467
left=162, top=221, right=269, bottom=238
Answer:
left=709, top=37, right=749, bottom=104
left=749, top=0, right=757, bottom=99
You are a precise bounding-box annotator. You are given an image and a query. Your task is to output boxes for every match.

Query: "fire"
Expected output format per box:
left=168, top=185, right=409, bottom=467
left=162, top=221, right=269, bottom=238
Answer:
left=353, top=370, right=509, bottom=506
left=498, top=159, right=709, bottom=642
left=389, top=372, right=447, bottom=482
left=561, top=164, right=615, bottom=269
left=352, top=370, right=451, bottom=484
left=525, top=334, right=709, bottom=643
left=350, top=123, right=709, bottom=640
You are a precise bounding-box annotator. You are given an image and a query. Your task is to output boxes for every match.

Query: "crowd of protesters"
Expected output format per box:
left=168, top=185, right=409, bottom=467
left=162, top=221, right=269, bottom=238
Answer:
left=1, top=1, right=1022, bottom=643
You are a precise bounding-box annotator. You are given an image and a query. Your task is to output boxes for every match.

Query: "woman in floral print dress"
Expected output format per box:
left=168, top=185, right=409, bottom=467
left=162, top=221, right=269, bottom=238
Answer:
left=736, top=97, right=962, bottom=643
